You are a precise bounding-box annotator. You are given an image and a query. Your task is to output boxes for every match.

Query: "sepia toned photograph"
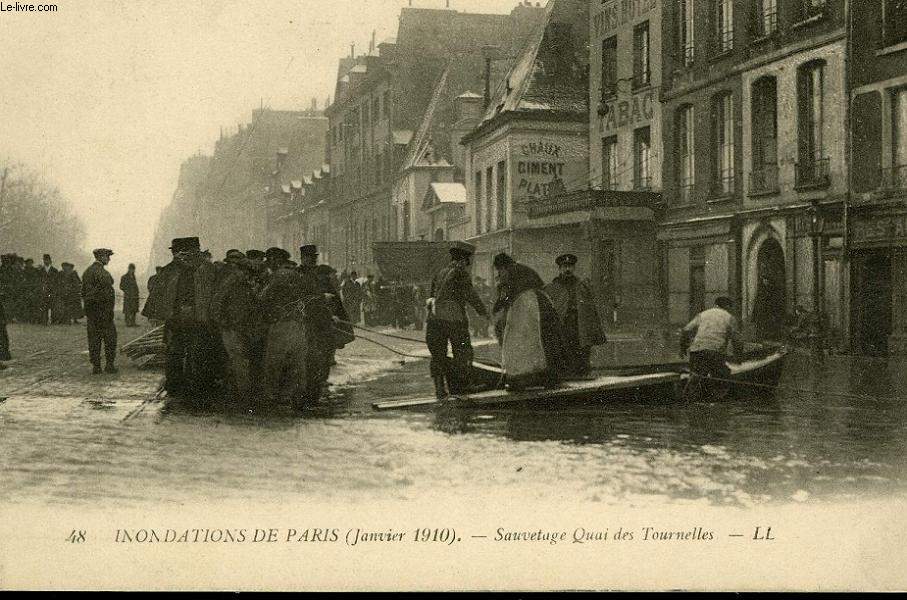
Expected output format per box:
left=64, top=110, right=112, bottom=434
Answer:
left=1, top=0, right=906, bottom=592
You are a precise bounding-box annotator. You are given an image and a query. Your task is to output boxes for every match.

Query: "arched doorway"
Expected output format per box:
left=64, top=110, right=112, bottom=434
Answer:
left=751, top=238, right=787, bottom=339
left=433, top=228, right=445, bottom=242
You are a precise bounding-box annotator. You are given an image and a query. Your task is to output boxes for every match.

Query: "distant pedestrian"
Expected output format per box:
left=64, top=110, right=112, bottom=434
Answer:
left=58, top=262, right=85, bottom=325
left=340, top=270, right=362, bottom=325
left=38, top=254, right=60, bottom=326
left=119, top=263, right=140, bottom=327
left=81, top=248, right=118, bottom=374
left=0, top=270, right=11, bottom=368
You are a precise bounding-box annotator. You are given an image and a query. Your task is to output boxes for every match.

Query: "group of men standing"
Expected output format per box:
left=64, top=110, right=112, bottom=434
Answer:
left=0, top=252, right=143, bottom=330
left=0, top=248, right=126, bottom=374
left=424, top=242, right=607, bottom=400
left=0, top=253, right=84, bottom=326
left=142, top=237, right=351, bottom=409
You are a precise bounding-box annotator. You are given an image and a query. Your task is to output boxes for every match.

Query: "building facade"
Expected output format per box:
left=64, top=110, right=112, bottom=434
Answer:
left=660, top=0, right=849, bottom=340
left=849, top=0, right=907, bottom=355
left=322, top=3, right=546, bottom=277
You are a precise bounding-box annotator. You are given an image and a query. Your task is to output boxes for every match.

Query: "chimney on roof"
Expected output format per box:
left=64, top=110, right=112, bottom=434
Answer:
left=481, top=46, right=501, bottom=109
left=370, top=30, right=376, bottom=54
left=311, top=97, right=318, bottom=112
left=350, top=43, right=355, bottom=58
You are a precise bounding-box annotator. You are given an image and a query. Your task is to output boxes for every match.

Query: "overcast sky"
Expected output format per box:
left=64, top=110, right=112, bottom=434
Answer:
left=0, top=0, right=530, bottom=272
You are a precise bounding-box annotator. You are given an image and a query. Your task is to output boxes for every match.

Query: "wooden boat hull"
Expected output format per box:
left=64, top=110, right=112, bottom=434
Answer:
left=373, top=347, right=789, bottom=411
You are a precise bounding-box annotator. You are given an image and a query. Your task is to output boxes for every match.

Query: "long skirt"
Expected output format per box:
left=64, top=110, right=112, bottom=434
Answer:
left=500, top=290, right=565, bottom=389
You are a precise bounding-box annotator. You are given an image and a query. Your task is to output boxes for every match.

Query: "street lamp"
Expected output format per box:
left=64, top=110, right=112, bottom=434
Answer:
left=808, top=202, right=826, bottom=354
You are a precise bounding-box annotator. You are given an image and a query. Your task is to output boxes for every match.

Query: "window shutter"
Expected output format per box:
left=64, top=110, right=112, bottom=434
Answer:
left=852, top=91, right=882, bottom=193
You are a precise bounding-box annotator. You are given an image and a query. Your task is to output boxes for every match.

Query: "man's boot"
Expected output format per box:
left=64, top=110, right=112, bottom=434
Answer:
left=433, top=376, right=448, bottom=401
left=91, top=364, right=102, bottom=375
left=105, top=362, right=118, bottom=374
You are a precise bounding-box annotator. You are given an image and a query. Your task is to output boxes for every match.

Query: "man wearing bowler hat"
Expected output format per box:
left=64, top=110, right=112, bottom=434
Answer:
left=544, top=253, right=607, bottom=376
left=425, top=241, right=488, bottom=400
left=82, top=248, right=118, bottom=374
left=143, top=236, right=220, bottom=397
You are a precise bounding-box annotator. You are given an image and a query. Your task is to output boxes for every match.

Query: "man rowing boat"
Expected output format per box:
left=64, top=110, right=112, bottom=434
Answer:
left=680, top=296, right=745, bottom=397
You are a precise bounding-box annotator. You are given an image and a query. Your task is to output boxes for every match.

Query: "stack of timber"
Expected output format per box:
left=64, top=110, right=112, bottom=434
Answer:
left=121, top=326, right=166, bottom=369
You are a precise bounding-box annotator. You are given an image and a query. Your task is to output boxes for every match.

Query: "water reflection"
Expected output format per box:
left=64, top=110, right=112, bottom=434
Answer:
left=3, top=351, right=907, bottom=507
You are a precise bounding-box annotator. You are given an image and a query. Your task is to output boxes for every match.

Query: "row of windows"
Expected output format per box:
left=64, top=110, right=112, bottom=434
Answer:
left=601, top=21, right=650, bottom=99
left=666, top=59, right=829, bottom=203
left=601, top=127, right=652, bottom=192
left=474, top=160, right=509, bottom=234
left=329, top=89, right=393, bottom=146
left=674, top=0, right=837, bottom=66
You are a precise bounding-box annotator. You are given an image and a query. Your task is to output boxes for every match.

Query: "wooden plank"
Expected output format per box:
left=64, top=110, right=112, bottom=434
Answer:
left=372, top=372, right=681, bottom=411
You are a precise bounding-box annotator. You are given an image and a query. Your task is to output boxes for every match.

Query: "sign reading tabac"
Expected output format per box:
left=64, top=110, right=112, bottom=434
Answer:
left=600, top=90, right=656, bottom=135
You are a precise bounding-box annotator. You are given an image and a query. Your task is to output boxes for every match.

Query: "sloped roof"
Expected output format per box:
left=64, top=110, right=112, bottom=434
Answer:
left=477, top=0, right=588, bottom=130
left=402, top=65, right=451, bottom=172
left=422, top=182, right=467, bottom=211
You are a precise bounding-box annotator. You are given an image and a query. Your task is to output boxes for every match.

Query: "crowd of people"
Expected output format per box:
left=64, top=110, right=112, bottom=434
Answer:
left=1, top=236, right=621, bottom=408
left=141, top=238, right=354, bottom=409
left=0, top=250, right=154, bottom=373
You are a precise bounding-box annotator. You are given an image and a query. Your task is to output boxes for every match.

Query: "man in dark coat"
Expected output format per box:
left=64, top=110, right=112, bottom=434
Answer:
left=544, top=253, right=607, bottom=376
left=340, top=270, right=362, bottom=325
left=81, top=248, right=118, bottom=374
left=211, top=250, right=261, bottom=402
left=425, top=242, right=488, bottom=399
left=58, top=262, right=85, bottom=325
left=258, top=247, right=327, bottom=408
left=119, top=263, right=140, bottom=327
left=0, top=265, right=11, bottom=367
left=142, top=237, right=220, bottom=398
left=38, top=254, right=60, bottom=326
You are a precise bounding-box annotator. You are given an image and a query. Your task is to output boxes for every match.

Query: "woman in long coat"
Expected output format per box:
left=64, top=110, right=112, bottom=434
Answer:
left=492, top=253, right=565, bottom=390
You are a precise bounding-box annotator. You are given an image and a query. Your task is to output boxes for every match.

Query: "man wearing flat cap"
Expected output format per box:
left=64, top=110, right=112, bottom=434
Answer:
left=82, top=248, right=118, bottom=374
left=544, top=253, right=607, bottom=376
left=258, top=245, right=326, bottom=408
left=425, top=242, right=488, bottom=400
left=211, top=249, right=262, bottom=402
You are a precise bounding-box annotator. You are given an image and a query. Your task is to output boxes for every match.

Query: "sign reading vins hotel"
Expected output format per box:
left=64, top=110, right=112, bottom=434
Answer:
left=593, top=0, right=658, bottom=38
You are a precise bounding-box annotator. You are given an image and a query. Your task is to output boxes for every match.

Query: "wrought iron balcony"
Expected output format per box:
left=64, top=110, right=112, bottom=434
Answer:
left=755, top=8, right=779, bottom=37
left=711, top=174, right=735, bottom=198
left=676, top=182, right=695, bottom=204
left=750, top=164, right=780, bottom=195
left=714, top=28, right=734, bottom=55
left=795, top=157, right=830, bottom=189
left=881, top=164, right=907, bottom=191
left=799, top=0, right=826, bottom=21
left=682, top=43, right=695, bottom=66
left=633, top=176, right=652, bottom=192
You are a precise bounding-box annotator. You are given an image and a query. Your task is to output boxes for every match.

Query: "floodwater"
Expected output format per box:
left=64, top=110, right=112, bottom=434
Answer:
left=2, top=346, right=907, bottom=508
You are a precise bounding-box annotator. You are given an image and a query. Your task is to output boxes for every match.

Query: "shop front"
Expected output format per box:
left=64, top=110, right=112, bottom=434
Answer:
left=849, top=206, right=907, bottom=356
left=657, top=217, right=737, bottom=327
